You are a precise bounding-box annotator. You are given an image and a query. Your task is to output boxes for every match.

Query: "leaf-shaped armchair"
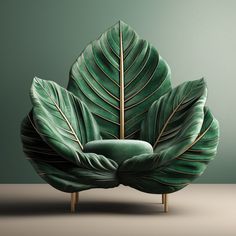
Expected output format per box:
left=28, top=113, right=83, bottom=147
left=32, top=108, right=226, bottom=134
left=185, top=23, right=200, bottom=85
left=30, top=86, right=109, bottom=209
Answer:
left=21, top=21, right=219, bottom=213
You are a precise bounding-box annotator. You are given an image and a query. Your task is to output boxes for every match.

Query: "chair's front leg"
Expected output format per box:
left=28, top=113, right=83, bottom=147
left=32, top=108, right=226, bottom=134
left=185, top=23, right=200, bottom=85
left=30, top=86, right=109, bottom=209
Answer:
left=163, top=194, right=168, bottom=213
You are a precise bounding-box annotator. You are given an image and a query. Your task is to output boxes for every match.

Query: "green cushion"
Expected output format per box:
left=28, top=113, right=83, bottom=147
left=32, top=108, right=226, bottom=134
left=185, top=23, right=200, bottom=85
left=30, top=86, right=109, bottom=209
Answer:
left=84, top=139, right=153, bottom=164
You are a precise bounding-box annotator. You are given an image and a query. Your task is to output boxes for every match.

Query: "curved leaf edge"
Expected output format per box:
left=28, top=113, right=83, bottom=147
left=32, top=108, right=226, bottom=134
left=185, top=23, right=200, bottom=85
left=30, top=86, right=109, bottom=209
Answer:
left=118, top=106, right=219, bottom=193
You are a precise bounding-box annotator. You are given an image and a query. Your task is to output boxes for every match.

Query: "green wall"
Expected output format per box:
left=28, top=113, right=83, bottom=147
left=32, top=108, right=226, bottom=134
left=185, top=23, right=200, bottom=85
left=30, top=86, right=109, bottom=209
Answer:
left=0, top=0, right=235, bottom=183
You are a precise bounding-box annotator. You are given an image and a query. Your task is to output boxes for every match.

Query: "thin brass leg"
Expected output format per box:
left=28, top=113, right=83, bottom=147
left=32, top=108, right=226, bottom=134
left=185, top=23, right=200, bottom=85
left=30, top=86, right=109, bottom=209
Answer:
left=163, top=194, right=168, bottom=213
left=75, top=192, right=79, bottom=206
left=71, top=192, right=77, bottom=213
left=162, top=194, right=164, bottom=204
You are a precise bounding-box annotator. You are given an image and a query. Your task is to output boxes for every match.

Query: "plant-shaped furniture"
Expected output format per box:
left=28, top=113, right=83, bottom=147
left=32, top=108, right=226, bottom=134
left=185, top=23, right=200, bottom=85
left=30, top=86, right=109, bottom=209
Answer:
left=21, top=21, right=219, bottom=213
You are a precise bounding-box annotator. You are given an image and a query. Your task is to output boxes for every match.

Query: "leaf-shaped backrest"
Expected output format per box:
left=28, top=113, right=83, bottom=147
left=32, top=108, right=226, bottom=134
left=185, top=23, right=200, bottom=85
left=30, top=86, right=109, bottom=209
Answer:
left=67, top=21, right=171, bottom=139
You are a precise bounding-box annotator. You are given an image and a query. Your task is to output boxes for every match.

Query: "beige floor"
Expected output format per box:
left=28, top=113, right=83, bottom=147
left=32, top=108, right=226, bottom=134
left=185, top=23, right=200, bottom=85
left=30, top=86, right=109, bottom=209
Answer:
left=0, top=184, right=235, bottom=236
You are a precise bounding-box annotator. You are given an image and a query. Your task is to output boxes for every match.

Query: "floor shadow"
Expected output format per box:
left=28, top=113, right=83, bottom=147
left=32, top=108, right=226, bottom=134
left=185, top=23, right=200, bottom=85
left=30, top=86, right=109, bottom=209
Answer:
left=0, top=200, right=69, bottom=217
left=0, top=200, right=167, bottom=217
left=78, top=201, right=164, bottom=215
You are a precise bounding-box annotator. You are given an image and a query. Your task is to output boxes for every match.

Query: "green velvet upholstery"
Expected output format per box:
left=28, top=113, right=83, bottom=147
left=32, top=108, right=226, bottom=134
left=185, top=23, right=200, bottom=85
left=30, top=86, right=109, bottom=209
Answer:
left=84, top=140, right=153, bottom=164
left=21, top=21, right=219, bottom=194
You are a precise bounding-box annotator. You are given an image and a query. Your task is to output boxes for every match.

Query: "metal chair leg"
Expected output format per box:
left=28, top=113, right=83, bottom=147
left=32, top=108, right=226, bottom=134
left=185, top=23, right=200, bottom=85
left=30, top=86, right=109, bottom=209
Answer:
left=75, top=192, right=79, bottom=205
left=71, top=192, right=79, bottom=212
left=163, top=193, right=168, bottom=213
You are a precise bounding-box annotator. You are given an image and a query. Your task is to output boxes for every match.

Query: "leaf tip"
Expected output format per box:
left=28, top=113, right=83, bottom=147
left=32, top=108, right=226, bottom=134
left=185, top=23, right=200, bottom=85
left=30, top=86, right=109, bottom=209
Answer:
left=200, top=77, right=206, bottom=84
left=33, top=76, right=42, bottom=84
left=117, top=20, right=127, bottom=28
left=191, top=78, right=207, bottom=92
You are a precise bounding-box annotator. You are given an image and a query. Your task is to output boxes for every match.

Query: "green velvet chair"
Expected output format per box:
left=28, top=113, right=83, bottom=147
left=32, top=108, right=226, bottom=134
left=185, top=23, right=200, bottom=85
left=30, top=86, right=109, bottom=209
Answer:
left=21, top=21, right=219, bottom=213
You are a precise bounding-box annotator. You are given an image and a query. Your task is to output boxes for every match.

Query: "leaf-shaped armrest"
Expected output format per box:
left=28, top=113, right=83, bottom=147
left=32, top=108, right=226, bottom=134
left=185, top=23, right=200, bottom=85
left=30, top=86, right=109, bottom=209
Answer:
left=30, top=77, right=102, bottom=165
left=21, top=111, right=119, bottom=192
left=119, top=107, right=219, bottom=193
left=118, top=79, right=219, bottom=194
left=21, top=78, right=120, bottom=192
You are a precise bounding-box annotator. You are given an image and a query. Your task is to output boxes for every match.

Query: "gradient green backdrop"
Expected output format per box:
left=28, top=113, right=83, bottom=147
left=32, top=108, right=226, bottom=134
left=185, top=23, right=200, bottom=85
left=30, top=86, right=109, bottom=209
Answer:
left=0, top=0, right=234, bottom=183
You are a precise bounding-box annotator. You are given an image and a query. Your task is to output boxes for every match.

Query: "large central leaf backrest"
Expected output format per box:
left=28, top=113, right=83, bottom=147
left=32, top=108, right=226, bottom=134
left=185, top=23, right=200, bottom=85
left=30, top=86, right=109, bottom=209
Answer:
left=67, top=21, right=172, bottom=139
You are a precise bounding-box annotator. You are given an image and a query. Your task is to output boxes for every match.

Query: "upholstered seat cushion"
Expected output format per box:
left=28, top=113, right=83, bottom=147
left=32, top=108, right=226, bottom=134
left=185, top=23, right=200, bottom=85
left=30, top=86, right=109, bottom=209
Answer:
left=84, top=140, right=153, bottom=164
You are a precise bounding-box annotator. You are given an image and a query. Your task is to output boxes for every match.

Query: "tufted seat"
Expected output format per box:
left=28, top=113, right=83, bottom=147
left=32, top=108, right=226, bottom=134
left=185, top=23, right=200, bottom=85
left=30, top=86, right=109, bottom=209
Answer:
left=84, top=140, right=153, bottom=164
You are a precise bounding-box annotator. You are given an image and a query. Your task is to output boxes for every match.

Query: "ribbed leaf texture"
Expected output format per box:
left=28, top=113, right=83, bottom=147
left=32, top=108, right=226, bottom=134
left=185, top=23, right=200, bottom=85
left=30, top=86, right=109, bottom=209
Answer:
left=118, top=81, right=219, bottom=193
left=141, top=79, right=207, bottom=163
left=21, top=80, right=119, bottom=192
left=67, top=21, right=171, bottom=139
left=20, top=21, right=219, bottom=194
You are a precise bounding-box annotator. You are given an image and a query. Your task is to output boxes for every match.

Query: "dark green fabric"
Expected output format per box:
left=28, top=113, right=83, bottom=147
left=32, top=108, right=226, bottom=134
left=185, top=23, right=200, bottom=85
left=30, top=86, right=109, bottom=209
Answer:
left=21, top=111, right=119, bottom=193
left=67, top=21, right=171, bottom=139
left=118, top=107, right=219, bottom=194
left=20, top=21, right=219, bottom=194
left=84, top=140, right=153, bottom=165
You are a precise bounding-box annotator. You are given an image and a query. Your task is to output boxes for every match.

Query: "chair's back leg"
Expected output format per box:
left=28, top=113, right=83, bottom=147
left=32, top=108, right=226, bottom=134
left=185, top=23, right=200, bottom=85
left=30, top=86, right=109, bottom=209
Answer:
left=71, top=192, right=79, bottom=212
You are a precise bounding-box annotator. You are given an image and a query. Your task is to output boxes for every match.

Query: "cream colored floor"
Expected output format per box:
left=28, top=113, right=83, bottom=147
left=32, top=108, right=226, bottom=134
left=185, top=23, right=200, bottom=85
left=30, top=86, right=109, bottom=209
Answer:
left=0, top=184, right=235, bottom=236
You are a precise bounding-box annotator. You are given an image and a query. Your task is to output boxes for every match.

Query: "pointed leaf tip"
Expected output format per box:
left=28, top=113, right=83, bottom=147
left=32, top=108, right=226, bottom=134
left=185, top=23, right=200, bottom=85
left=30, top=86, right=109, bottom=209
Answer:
left=200, top=77, right=206, bottom=84
left=194, top=78, right=205, bottom=83
left=189, top=78, right=207, bottom=94
left=33, top=77, right=42, bottom=84
left=117, top=20, right=127, bottom=27
left=197, top=77, right=206, bottom=85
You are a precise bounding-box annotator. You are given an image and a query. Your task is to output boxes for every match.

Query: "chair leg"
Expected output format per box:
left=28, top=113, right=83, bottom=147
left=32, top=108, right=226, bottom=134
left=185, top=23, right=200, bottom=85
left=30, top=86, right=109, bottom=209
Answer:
left=163, top=193, right=168, bottom=213
left=71, top=192, right=78, bottom=213
left=75, top=192, right=79, bottom=205
left=162, top=194, right=164, bottom=204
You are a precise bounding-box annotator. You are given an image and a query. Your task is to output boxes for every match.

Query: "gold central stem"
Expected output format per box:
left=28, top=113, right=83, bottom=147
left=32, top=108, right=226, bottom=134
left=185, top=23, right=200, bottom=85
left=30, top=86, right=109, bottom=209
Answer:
left=119, top=21, right=125, bottom=139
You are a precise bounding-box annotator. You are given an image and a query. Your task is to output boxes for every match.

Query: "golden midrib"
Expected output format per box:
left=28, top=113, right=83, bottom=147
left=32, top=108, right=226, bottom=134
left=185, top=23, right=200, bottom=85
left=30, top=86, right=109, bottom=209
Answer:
left=37, top=80, right=83, bottom=150
left=153, top=101, right=183, bottom=149
left=179, top=121, right=213, bottom=156
left=119, top=22, right=125, bottom=139
left=153, top=86, right=194, bottom=149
